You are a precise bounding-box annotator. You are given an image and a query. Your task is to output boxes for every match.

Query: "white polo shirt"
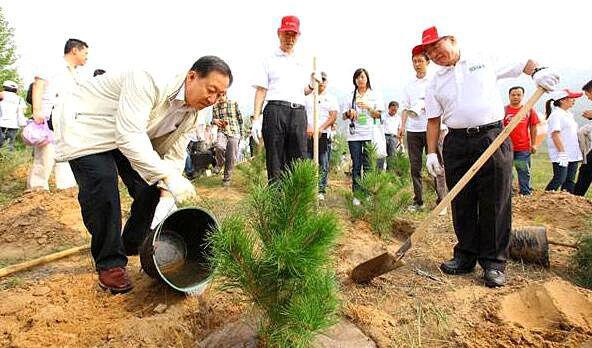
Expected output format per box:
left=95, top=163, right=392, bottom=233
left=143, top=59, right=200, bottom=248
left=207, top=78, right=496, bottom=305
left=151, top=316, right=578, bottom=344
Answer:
left=252, top=48, right=308, bottom=106
left=305, top=91, right=338, bottom=134
left=35, top=58, right=82, bottom=119
left=341, top=89, right=384, bottom=142
left=546, top=107, right=582, bottom=162
left=402, top=76, right=430, bottom=132
left=0, top=92, right=26, bottom=129
left=425, top=50, right=525, bottom=129
left=383, top=111, right=401, bottom=135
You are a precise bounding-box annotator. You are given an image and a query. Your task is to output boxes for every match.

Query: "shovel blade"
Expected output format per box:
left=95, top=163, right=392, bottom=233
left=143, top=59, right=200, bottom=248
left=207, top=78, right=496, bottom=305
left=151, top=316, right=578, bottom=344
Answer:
left=350, top=252, right=406, bottom=283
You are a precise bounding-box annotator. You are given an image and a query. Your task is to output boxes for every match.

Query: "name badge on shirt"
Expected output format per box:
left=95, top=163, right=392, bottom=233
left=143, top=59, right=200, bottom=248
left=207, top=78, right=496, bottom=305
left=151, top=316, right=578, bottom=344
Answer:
left=358, top=112, right=368, bottom=125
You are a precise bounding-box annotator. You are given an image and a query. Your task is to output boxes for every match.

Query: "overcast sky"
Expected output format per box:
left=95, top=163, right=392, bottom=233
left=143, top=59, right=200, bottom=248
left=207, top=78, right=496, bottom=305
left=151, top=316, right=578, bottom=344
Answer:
left=3, top=0, right=592, bottom=116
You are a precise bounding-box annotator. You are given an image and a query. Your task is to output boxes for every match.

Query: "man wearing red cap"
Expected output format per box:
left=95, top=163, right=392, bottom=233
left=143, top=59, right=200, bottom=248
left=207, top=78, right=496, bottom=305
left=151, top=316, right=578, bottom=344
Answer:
left=252, top=15, right=318, bottom=182
left=419, top=26, right=559, bottom=287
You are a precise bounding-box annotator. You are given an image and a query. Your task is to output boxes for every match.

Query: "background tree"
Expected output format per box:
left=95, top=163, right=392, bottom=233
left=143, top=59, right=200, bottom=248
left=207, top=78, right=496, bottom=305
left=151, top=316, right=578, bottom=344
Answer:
left=0, top=6, right=20, bottom=85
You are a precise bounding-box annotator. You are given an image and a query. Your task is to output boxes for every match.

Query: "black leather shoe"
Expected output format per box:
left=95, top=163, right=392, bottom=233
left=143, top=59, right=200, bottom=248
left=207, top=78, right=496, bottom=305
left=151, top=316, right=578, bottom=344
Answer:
left=440, top=257, right=476, bottom=275
left=484, top=269, right=506, bottom=288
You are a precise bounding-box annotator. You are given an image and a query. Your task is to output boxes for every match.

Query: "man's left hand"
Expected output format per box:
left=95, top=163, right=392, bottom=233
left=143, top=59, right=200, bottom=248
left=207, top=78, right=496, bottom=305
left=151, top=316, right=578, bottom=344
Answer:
left=530, top=145, right=537, bottom=154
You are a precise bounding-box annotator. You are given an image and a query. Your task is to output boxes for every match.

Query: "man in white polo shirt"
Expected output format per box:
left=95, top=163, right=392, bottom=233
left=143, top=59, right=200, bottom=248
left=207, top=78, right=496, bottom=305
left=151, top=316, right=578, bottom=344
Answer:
left=252, top=15, right=317, bottom=182
left=400, top=46, right=446, bottom=211
left=305, top=71, right=338, bottom=200
left=0, top=81, right=27, bottom=151
left=28, top=38, right=87, bottom=191
left=419, top=26, right=558, bottom=287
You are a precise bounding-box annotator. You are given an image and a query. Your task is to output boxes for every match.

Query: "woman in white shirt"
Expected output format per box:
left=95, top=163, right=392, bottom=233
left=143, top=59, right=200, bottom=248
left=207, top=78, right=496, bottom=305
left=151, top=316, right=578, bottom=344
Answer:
left=545, top=89, right=583, bottom=192
left=342, top=68, right=383, bottom=205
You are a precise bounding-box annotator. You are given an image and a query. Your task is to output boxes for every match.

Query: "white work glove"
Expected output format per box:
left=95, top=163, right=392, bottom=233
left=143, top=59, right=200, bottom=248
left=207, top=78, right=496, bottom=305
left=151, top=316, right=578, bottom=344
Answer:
left=150, top=196, right=176, bottom=229
left=251, top=117, right=263, bottom=144
left=164, top=173, right=196, bottom=203
left=557, top=152, right=568, bottom=167
left=310, top=72, right=322, bottom=87
left=533, top=68, right=559, bottom=91
left=426, top=153, right=443, bottom=177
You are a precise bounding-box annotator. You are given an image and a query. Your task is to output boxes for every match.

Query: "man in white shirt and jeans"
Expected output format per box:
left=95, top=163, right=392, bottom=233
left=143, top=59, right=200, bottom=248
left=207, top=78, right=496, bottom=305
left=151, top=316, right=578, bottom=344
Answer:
left=0, top=81, right=27, bottom=151
left=252, top=15, right=318, bottom=183
left=305, top=71, right=337, bottom=199
left=420, top=26, right=559, bottom=287
left=28, top=38, right=86, bottom=191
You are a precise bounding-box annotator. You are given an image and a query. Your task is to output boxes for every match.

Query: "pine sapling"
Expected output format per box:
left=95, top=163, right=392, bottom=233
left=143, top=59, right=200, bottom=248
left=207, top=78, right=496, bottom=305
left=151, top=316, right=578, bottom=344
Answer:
left=209, top=160, right=341, bottom=347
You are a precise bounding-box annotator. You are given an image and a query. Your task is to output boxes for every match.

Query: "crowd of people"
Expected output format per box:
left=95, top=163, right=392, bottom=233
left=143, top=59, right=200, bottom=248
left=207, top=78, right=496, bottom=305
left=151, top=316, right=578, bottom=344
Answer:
left=1, top=15, right=592, bottom=293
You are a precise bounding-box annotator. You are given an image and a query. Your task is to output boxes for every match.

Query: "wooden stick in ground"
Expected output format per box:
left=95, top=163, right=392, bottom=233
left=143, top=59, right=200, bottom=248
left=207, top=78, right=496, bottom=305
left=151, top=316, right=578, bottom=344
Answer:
left=351, top=87, right=546, bottom=283
left=0, top=244, right=90, bottom=278
left=312, top=57, right=319, bottom=164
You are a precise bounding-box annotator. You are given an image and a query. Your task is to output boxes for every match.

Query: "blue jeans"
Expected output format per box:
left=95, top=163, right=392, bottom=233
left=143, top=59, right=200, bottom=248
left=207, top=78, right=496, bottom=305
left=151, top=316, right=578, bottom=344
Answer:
left=513, top=151, right=532, bottom=195
left=307, top=133, right=330, bottom=193
left=348, top=140, right=370, bottom=193
left=546, top=161, right=579, bottom=193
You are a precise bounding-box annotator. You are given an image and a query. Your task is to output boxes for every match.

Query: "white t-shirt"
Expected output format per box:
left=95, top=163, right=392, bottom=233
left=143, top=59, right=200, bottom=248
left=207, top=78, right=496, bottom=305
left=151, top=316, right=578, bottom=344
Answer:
left=425, top=50, right=525, bottom=129
left=382, top=111, right=401, bottom=135
left=35, top=58, right=82, bottom=119
left=305, top=91, right=338, bottom=133
left=546, top=108, right=582, bottom=162
left=252, top=49, right=308, bottom=106
left=0, top=92, right=26, bottom=129
left=341, top=89, right=384, bottom=142
left=402, top=76, right=430, bottom=132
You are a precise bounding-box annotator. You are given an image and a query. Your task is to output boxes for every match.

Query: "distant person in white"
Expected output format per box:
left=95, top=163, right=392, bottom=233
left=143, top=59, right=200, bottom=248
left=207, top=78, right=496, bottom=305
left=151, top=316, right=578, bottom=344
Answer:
left=544, top=89, right=583, bottom=192
left=0, top=80, right=27, bottom=151
left=28, top=38, right=88, bottom=191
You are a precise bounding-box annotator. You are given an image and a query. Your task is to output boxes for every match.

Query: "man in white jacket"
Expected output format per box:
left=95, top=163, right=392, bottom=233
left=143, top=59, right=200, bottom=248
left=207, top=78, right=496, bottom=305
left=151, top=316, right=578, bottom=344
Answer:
left=54, top=56, right=232, bottom=294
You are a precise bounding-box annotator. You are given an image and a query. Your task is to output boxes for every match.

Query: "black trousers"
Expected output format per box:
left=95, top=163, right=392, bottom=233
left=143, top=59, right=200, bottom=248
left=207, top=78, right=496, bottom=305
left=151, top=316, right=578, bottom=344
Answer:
left=69, top=149, right=160, bottom=271
left=443, top=127, right=512, bottom=271
left=262, top=102, right=307, bottom=183
left=574, top=151, right=592, bottom=196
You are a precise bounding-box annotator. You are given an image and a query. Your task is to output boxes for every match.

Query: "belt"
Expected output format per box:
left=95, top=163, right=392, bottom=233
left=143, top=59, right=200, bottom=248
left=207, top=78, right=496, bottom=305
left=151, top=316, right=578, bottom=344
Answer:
left=267, top=100, right=305, bottom=109
left=448, top=121, right=502, bottom=136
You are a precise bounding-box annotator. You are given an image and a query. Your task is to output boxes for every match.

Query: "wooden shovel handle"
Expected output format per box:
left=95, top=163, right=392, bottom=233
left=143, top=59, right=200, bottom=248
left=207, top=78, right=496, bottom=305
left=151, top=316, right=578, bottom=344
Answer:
left=0, top=245, right=90, bottom=278
left=396, top=87, right=547, bottom=257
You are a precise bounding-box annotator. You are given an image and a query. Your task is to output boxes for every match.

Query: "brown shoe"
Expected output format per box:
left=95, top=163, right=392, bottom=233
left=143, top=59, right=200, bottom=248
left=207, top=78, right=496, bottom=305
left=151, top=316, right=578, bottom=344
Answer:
left=98, top=267, right=133, bottom=294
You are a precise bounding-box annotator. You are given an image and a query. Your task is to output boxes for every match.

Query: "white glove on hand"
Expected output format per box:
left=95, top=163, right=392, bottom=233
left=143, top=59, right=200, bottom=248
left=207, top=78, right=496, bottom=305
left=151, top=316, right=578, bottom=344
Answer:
left=310, top=72, right=322, bottom=88
left=150, top=196, right=176, bottom=230
left=251, top=117, right=263, bottom=144
left=557, top=152, right=568, bottom=167
left=533, top=68, right=559, bottom=91
left=426, top=153, right=443, bottom=177
left=164, top=173, right=196, bottom=203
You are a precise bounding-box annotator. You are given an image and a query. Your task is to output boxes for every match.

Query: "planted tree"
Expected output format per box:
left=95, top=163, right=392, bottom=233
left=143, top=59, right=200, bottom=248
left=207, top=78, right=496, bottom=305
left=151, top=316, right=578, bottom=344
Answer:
left=0, top=6, right=20, bottom=84
left=209, top=160, right=341, bottom=347
left=235, top=148, right=267, bottom=189
left=345, top=144, right=411, bottom=237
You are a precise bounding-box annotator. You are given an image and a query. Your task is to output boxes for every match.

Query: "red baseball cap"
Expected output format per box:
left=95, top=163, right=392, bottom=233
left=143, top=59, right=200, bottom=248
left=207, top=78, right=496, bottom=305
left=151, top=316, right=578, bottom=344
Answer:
left=553, top=89, right=583, bottom=100
left=412, top=45, right=424, bottom=57
left=421, top=26, right=445, bottom=46
left=278, top=15, right=300, bottom=34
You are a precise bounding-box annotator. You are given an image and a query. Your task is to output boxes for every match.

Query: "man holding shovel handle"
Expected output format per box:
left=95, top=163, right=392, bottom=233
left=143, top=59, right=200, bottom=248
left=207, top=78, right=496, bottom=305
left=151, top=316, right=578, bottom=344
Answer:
left=421, top=26, right=559, bottom=287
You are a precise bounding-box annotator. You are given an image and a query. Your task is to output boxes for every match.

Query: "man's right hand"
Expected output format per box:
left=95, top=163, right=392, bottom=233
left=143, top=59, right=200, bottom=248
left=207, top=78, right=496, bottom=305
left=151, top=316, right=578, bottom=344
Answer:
left=32, top=112, right=45, bottom=124
left=583, top=110, right=592, bottom=120
left=164, top=173, right=196, bottom=203
left=426, top=153, right=443, bottom=177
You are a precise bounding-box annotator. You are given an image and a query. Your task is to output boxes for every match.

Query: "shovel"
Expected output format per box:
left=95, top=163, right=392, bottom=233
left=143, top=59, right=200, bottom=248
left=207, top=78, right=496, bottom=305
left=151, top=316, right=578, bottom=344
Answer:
left=350, top=87, right=546, bottom=283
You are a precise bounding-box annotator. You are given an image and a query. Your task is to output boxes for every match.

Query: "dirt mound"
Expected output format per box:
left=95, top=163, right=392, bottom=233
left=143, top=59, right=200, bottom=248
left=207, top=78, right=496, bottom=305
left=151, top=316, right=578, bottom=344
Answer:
left=513, top=191, right=592, bottom=231
left=0, top=189, right=87, bottom=265
left=499, top=279, right=592, bottom=331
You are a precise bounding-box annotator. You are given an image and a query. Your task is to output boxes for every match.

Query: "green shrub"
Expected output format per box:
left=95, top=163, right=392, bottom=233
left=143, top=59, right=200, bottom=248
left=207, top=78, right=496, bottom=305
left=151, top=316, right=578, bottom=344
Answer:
left=236, top=149, right=267, bottom=190
left=209, top=160, right=341, bottom=347
left=329, top=133, right=348, bottom=171
left=386, top=150, right=410, bottom=182
left=571, top=234, right=592, bottom=289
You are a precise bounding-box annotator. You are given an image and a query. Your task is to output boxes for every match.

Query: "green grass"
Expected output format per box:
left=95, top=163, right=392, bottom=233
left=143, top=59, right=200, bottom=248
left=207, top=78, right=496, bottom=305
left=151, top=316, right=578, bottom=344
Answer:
left=0, top=140, right=30, bottom=206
